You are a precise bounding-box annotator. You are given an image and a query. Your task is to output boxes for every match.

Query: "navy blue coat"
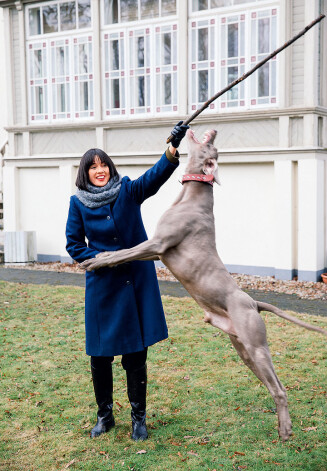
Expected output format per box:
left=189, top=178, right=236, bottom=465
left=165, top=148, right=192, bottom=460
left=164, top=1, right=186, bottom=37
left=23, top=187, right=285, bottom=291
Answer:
left=66, top=151, right=179, bottom=357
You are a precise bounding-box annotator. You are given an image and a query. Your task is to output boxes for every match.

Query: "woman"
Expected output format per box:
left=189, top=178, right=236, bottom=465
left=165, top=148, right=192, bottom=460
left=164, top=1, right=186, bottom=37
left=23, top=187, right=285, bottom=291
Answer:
left=65, top=122, right=188, bottom=441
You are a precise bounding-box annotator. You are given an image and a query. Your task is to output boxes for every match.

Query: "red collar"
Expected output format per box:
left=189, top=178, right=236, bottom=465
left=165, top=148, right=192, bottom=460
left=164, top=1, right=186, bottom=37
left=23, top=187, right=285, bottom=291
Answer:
left=181, top=174, right=214, bottom=186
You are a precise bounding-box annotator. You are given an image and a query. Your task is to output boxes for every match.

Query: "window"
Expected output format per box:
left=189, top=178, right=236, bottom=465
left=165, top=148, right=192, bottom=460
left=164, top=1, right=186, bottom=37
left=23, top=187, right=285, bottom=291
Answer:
left=26, top=1, right=93, bottom=122
left=190, top=6, right=278, bottom=112
left=28, top=0, right=91, bottom=36
left=103, top=0, right=178, bottom=118
left=192, top=0, right=266, bottom=12
left=103, top=0, right=176, bottom=24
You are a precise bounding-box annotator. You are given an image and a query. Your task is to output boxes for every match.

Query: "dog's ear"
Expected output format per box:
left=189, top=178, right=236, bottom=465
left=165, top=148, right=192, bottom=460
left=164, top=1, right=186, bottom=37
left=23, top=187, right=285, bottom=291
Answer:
left=203, top=158, right=221, bottom=185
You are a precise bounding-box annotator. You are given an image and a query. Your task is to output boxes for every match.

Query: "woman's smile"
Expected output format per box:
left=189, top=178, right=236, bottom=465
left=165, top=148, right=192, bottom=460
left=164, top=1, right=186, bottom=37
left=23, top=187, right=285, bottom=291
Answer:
left=88, top=156, right=110, bottom=187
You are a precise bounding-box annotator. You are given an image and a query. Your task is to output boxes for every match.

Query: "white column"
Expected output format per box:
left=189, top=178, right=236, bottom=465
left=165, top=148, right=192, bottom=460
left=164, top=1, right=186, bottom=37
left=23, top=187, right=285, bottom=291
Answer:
left=274, top=160, right=295, bottom=279
left=92, top=0, right=102, bottom=121
left=178, top=0, right=188, bottom=117
left=16, top=1, right=28, bottom=125
left=297, top=158, right=325, bottom=281
left=303, top=0, right=320, bottom=107
left=59, top=164, right=74, bottom=262
left=3, top=166, right=18, bottom=231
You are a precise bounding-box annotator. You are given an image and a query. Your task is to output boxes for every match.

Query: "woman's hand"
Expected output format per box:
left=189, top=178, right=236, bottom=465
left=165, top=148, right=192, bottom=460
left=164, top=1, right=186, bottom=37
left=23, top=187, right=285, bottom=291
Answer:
left=169, top=121, right=189, bottom=149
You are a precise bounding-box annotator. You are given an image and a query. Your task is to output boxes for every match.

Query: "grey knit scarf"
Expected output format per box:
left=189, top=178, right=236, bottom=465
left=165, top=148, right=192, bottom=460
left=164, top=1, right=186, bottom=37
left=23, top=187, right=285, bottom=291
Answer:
left=76, top=174, right=122, bottom=208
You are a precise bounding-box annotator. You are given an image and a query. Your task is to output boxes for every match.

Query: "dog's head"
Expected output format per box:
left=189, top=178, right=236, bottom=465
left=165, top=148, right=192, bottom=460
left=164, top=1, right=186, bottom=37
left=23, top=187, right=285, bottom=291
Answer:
left=185, top=129, right=220, bottom=185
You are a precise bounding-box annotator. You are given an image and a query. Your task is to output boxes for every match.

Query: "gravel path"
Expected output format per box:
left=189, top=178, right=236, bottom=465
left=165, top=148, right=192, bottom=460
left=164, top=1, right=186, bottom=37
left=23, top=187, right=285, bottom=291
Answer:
left=3, top=262, right=327, bottom=301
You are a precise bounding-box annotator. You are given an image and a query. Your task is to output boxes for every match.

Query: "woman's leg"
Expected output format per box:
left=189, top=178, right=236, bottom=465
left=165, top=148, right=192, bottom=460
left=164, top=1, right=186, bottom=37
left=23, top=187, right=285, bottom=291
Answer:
left=90, top=356, right=115, bottom=438
left=121, top=348, right=148, bottom=441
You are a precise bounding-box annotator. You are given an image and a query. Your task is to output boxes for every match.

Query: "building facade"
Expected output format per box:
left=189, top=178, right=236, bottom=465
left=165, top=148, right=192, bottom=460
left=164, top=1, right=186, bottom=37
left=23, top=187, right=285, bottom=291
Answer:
left=1, top=0, right=326, bottom=281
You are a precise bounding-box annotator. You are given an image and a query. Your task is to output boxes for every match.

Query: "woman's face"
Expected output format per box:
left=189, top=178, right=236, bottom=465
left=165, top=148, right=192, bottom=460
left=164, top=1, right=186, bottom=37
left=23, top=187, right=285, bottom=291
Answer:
left=88, top=155, right=110, bottom=187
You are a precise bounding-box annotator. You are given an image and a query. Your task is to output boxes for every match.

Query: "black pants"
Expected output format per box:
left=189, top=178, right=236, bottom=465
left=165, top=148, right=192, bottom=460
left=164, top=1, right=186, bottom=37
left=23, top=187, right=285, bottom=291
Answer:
left=91, top=347, right=148, bottom=372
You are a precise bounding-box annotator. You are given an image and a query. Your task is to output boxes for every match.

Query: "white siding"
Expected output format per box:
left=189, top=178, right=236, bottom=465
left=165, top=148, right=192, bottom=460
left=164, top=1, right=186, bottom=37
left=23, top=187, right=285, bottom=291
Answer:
left=291, top=0, right=305, bottom=106
left=11, top=8, right=23, bottom=125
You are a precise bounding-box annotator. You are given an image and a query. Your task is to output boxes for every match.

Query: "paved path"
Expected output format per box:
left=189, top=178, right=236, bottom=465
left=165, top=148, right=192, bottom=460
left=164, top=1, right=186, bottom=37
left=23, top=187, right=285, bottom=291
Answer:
left=1, top=268, right=326, bottom=317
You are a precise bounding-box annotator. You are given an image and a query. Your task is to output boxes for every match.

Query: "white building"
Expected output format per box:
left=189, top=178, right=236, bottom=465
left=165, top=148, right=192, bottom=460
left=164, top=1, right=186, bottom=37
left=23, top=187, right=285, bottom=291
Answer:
left=0, top=0, right=326, bottom=281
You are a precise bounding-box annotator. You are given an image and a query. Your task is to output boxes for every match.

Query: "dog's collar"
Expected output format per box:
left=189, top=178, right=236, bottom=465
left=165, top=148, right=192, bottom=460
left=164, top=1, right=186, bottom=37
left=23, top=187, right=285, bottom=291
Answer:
left=181, top=174, right=214, bottom=186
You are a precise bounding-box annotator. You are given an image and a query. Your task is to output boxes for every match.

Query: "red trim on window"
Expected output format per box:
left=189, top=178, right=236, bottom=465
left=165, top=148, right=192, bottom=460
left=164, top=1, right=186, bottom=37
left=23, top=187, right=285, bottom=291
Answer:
left=251, top=56, right=256, bottom=62
left=271, top=97, right=276, bottom=103
left=106, top=110, right=110, bottom=115
left=240, top=58, right=245, bottom=64
left=173, top=106, right=177, bottom=111
left=221, top=17, right=226, bottom=23
left=221, top=60, right=226, bottom=66
left=251, top=12, right=256, bottom=18
left=241, top=14, right=245, bottom=20
left=251, top=99, right=256, bottom=105
left=221, top=103, right=226, bottom=108
left=272, top=9, right=277, bottom=15
left=240, top=100, right=245, bottom=106
left=156, top=107, right=160, bottom=112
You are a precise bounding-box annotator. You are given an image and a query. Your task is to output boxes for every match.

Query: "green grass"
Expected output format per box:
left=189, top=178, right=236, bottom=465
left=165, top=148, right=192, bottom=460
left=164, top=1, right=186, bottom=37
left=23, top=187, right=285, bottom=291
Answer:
left=1, top=281, right=327, bottom=471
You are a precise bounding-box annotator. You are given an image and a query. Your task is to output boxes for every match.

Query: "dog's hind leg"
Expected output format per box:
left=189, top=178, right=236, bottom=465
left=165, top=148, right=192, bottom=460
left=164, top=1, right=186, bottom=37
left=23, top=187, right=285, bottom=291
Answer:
left=228, top=312, right=292, bottom=441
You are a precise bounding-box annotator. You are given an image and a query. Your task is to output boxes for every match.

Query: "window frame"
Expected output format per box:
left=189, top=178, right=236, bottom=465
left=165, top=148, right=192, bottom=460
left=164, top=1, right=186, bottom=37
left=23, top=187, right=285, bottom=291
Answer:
left=188, top=2, right=279, bottom=114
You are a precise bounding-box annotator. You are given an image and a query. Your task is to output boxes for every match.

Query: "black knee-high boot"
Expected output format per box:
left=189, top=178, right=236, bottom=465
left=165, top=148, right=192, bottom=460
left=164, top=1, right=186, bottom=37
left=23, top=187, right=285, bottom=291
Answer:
left=126, top=364, right=148, bottom=441
left=90, top=358, right=115, bottom=438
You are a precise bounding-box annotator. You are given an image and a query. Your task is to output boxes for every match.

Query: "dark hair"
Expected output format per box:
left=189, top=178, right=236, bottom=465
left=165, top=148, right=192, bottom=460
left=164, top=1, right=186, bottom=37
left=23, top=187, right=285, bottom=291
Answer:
left=75, top=148, right=119, bottom=190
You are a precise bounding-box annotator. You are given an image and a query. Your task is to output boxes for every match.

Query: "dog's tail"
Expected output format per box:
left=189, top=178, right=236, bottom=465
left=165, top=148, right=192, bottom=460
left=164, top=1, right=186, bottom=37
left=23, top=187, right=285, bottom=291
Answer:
left=256, top=301, right=327, bottom=336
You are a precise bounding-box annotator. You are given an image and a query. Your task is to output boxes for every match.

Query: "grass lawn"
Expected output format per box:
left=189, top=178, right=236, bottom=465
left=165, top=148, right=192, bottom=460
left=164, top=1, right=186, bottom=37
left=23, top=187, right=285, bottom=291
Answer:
left=1, top=281, right=327, bottom=471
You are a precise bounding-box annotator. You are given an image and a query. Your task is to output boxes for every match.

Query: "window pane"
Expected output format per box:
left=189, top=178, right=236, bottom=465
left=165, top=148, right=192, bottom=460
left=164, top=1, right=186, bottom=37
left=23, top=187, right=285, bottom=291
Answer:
left=104, top=0, right=118, bottom=24
left=258, top=62, right=269, bottom=96
left=211, top=0, right=230, bottom=7
left=192, top=0, right=208, bottom=11
left=57, top=84, right=66, bottom=112
left=42, top=5, right=58, bottom=34
left=141, top=0, right=158, bottom=19
left=198, top=28, right=208, bottom=61
left=35, top=86, right=44, bottom=114
left=56, top=46, right=66, bottom=75
left=112, top=79, right=120, bottom=108
left=228, top=23, right=238, bottom=58
left=33, top=50, right=43, bottom=78
left=60, top=2, right=76, bottom=31
left=138, top=76, right=145, bottom=106
left=78, top=44, right=89, bottom=73
left=111, top=40, right=119, bottom=70
left=29, top=8, right=41, bottom=35
left=78, top=0, right=91, bottom=28
left=227, top=66, right=238, bottom=99
left=198, top=70, right=208, bottom=102
left=161, top=0, right=176, bottom=16
left=164, top=73, right=171, bottom=104
left=120, top=0, right=138, bottom=22
left=137, top=37, right=145, bottom=67
left=258, top=18, right=270, bottom=54
left=163, top=33, right=171, bottom=65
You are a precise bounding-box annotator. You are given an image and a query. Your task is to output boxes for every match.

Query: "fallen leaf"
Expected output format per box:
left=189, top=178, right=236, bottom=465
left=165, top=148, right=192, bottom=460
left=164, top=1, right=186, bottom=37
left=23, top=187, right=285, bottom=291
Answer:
left=234, top=451, right=245, bottom=456
left=234, top=406, right=240, bottom=411
left=61, top=459, right=76, bottom=470
left=81, top=423, right=90, bottom=429
left=136, top=450, right=147, bottom=454
left=187, top=451, right=199, bottom=457
left=302, top=426, right=317, bottom=431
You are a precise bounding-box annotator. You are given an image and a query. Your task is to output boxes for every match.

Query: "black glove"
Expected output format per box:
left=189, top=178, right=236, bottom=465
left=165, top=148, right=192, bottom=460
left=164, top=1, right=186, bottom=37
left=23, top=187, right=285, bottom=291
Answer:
left=170, top=121, right=189, bottom=148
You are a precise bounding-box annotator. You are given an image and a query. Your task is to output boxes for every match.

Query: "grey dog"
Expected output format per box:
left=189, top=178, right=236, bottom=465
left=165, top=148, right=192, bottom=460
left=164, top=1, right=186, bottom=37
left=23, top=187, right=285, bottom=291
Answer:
left=81, top=129, right=327, bottom=441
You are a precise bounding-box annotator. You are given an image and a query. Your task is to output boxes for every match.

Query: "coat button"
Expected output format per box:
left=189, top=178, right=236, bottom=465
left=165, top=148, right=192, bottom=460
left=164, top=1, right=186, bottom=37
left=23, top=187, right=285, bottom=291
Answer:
left=107, top=216, right=111, bottom=220
left=126, top=281, right=131, bottom=285
left=113, top=237, right=118, bottom=242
